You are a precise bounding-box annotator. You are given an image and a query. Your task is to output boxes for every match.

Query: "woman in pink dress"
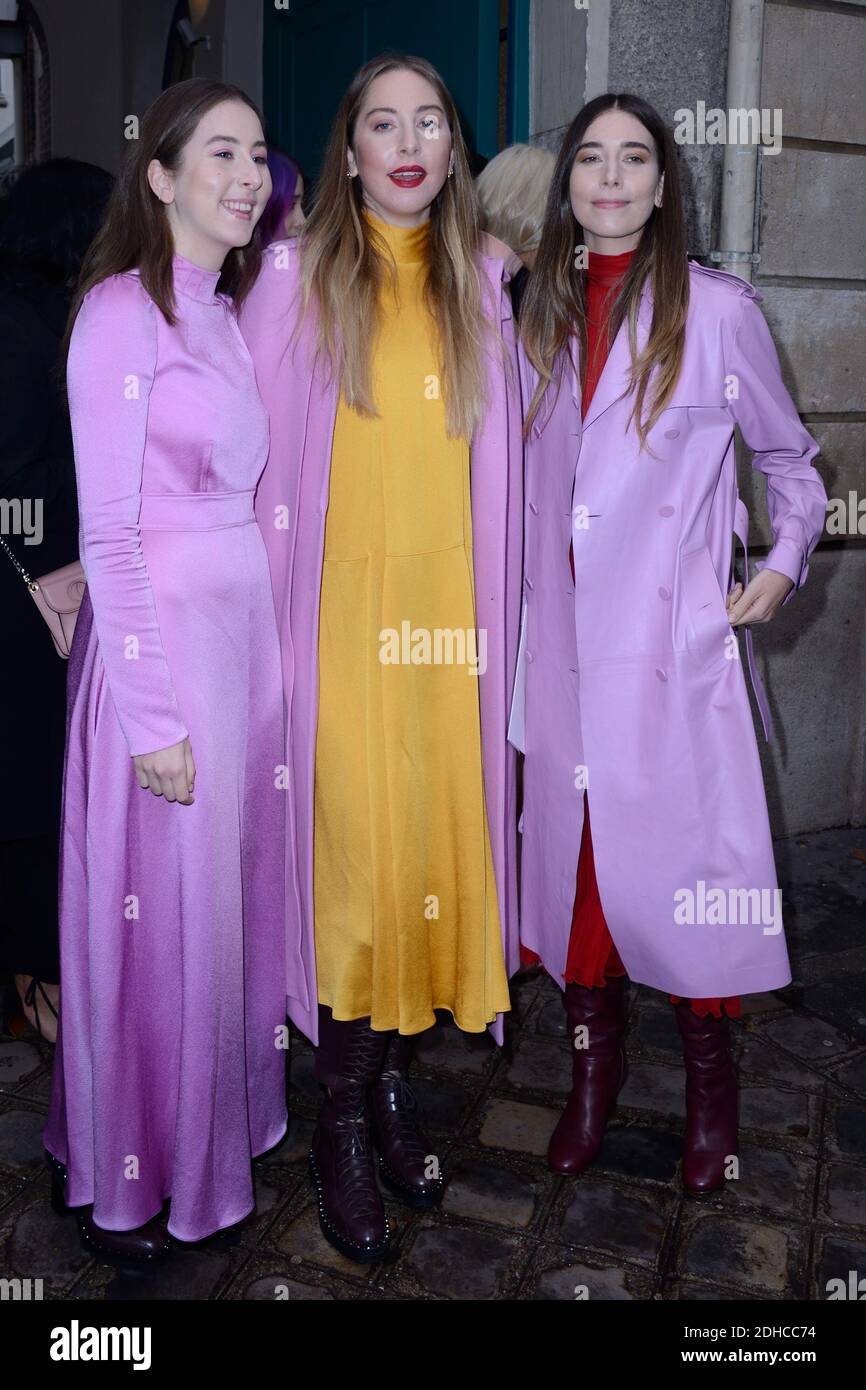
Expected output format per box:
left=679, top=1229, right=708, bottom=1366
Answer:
left=43, top=78, right=288, bottom=1262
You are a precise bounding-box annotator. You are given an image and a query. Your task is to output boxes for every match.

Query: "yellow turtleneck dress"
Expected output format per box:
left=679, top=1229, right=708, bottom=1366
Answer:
left=312, top=210, right=511, bottom=1035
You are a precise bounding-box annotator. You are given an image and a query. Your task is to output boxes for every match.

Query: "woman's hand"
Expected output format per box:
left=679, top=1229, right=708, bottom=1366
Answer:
left=726, top=568, right=795, bottom=626
left=132, top=737, right=196, bottom=804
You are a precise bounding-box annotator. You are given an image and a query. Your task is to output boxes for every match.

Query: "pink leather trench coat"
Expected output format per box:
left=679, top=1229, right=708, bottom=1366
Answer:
left=513, top=261, right=827, bottom=998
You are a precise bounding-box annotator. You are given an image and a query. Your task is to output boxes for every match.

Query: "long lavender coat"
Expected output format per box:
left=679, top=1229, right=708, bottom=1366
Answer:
left=238, top=239, right=523, bottom=1045
left=514, top=261, right=827, bottom=998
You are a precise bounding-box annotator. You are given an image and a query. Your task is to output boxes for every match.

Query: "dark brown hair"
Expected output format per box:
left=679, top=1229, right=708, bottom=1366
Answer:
left=60, top=78, right=267, bottom=365
left=520, top=93, right=689, bottom=448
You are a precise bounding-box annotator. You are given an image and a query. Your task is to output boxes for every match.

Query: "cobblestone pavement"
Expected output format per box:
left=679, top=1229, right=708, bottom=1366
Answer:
left=1, top=828, right=864, bottom=1301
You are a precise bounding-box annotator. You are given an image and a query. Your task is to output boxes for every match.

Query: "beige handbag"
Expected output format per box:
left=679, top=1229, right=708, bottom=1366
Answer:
left=1, top=535, right=85, bottom=659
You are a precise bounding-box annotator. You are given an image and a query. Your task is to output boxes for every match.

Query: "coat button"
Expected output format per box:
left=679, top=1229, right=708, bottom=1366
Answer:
left=664, top=428, right=680, bottom=439
left=656, top=667, right=668, bottom=681
left=658, top=505, right=675, bottom=517
left=525, top=577, right=534, bottom=590
left=529, top=501, right=539, bottom=514
left=658, top=585, right=671, bottom=600
left=526, top=651, right=535, bottom=663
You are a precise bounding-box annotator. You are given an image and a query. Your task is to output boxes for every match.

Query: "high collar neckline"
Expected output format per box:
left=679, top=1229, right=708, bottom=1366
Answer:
left=586, top=246, right=636, bottom=285
left=171, top=251, right=223, bottom=304
left=363, top=208, right=430, bottom=265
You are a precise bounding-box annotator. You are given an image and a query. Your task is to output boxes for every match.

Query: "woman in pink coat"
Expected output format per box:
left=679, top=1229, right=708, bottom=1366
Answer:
left=43, top=79, right=288, bottom=1261
left=513, top=94, right=827, bottom=1194
left=239, top=55, right=522, bottom=1263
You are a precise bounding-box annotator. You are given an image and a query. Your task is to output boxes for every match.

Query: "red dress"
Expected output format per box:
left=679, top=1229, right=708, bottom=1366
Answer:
left=519, top=247, right=740, bottom=1021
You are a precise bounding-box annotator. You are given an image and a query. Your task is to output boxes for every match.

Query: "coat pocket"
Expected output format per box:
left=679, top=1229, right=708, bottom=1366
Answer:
left=680, top=543, right=734, bottom=670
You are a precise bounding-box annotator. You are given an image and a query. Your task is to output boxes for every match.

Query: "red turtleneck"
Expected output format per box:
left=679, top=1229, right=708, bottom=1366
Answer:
left=521, top=245, right=740, bottom=1020
left=582, top=246, right=636, bottom=415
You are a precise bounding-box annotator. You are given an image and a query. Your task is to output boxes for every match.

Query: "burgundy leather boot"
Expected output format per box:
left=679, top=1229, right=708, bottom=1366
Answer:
left=369, top=1032, right=445, bottom=1208
left=674, top=1002, right=739, bottom=1195
left=548, top=976, right=629, bottom=1174
left=308, top=1007, right=391, bottom=1262
left=47, top=1152, right=171, bottom=1264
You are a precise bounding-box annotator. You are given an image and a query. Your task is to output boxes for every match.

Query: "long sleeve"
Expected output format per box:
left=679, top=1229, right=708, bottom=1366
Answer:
left=726, top=292, right=827, bottom=596
left=237, top=241, right=302, bottom=622
left=67, top=275, right=189, bottom=756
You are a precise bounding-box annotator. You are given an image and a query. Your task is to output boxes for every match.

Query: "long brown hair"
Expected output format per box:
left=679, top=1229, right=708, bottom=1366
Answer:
left=61, top=78, right=267, bottom=366
left=298, top=53, right=492, bottom=441
left=520, top=93, right=689, bottom=448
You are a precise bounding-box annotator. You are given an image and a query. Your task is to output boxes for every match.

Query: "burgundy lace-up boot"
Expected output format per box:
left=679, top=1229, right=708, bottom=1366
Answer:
left=370, top=1032, right=445, bottom=1208
left=308, top=1007, right=391, bottom=1263
left=674, top=1002, right=739, bottom=1195
left=548, top=976, right=629, bottom=1174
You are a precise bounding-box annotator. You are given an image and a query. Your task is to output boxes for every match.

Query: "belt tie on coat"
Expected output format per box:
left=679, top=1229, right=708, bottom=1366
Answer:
left=138, top=490, right=256, bottom=531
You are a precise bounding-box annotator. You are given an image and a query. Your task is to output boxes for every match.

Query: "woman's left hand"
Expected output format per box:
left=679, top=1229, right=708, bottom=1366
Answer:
left=726, top=568, right=795, bottom=626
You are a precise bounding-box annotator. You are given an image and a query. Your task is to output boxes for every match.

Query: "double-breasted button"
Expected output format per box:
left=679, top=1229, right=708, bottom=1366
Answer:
left=658, top=505, right=675, bottom=517
left=658, top=585, right=671, bottom=600
left=656, top=667, right=668, bottom=682
left=529, top=501, right=539, bottom=514
left=525, top=577, right=534, bottom=590
left=664, top=427, right=680, bottom=439
left=526, top=651, right=535, bottom=663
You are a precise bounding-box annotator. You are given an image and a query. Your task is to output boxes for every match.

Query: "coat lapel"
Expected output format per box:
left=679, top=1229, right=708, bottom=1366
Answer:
left=577, top=283, right=654, bottom=432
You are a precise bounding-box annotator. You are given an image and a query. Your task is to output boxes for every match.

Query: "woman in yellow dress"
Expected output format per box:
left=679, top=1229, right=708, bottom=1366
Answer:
left=239, top=54, right=522, bottom=1264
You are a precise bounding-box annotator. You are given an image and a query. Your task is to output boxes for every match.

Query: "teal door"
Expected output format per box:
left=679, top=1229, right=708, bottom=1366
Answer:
left=263, top=0, right=528, bottom=183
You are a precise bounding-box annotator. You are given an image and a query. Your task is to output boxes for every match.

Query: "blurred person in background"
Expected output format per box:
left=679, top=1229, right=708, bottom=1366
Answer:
left=0, top=158, right=113, bottom=1044
left=258, top=147, right=306, bottom=245
left=475, top=142, right=555, bottom=320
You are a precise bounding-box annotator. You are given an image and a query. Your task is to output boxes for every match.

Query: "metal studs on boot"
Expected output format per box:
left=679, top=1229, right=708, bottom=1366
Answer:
left=370, top=1033, right=445, bottom=1208
left=46, top=1151, right=171, bottom=1265
left=308, top=1009, right=391, bottom=1263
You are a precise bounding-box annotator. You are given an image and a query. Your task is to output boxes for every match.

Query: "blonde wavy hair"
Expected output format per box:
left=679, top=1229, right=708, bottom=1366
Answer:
left=296, top=53, right=493, bottom=441
left=475, top=143, right=555, bottom=260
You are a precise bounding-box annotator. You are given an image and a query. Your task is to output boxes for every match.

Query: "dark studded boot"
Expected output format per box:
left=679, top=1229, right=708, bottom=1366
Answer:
left=47, top=1152, right=171, bottom=1264
left=547, top=976, right=629, bottom=1175
left=369, top=1032, right=445, bottom=1208
left=308, top=1007, right=391, bottom=1263
left=674, top=1002, right=738, bottom=1196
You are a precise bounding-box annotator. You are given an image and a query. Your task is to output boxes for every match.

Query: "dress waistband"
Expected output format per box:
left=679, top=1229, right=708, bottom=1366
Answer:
left=138, top=490, right=256, bottom=531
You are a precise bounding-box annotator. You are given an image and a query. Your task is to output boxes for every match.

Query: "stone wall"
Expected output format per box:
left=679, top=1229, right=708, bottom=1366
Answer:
left=528, top=0, right=866, bottom=832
